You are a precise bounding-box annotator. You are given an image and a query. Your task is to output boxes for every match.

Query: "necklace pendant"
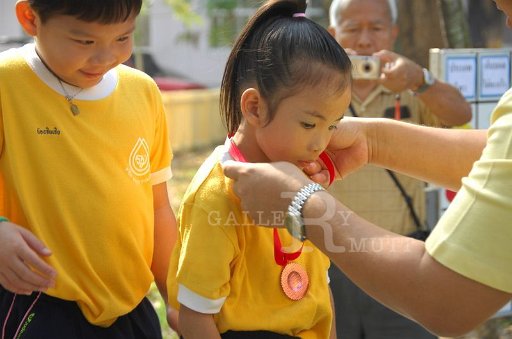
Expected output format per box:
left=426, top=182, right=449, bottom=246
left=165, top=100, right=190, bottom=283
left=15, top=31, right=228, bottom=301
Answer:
left=70, top=103, right=80, bottom=116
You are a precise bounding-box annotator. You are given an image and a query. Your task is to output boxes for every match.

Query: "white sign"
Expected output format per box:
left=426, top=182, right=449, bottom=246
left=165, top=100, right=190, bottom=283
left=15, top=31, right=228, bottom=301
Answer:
left=479, top=54, right=510, bottom=99
left=445, top=56, right=477, bottom=100
left=493, top=301, right=512, bottom=318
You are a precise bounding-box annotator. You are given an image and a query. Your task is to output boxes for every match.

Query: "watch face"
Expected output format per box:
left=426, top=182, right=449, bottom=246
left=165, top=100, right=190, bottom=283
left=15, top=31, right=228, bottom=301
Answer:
left=285, top=213, right=303, bottom=240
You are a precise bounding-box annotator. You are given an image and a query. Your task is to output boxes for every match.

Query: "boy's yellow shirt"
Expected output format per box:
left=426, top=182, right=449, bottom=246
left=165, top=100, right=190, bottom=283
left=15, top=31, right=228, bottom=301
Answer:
left=0, top=45, right=173, bottom=326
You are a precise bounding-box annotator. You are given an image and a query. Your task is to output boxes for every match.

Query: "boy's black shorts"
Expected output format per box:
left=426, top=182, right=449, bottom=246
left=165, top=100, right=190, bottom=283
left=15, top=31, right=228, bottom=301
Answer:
left=0, top=286, right=162, bottom=339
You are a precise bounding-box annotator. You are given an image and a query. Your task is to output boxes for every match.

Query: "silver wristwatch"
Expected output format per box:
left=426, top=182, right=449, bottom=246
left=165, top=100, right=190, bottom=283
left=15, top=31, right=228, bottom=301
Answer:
left=415, top=68, right=435, bottom=94
left=285, top=183, right=324, bottom=241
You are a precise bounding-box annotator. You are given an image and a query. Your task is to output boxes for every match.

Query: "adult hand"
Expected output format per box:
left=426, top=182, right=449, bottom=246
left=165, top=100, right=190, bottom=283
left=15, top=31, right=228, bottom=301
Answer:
left=327, top=117, right=371, bottom=178
left=303, top=117, right=371, bottom=185
left=375, top=50, right=424, bottom=93
left=222, top=161, right=313, bottom=225
left=0, top=221, right=56, bottom=294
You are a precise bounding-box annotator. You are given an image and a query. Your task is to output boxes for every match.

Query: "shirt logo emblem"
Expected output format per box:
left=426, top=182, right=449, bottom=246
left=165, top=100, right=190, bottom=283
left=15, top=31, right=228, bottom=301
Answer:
left=127, top=138, right=150, bottom=183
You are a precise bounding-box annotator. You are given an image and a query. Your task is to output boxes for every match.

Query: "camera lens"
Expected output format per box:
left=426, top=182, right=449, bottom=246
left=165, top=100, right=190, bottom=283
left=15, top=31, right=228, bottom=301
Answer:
left=363, top=62, right=372, bottom=73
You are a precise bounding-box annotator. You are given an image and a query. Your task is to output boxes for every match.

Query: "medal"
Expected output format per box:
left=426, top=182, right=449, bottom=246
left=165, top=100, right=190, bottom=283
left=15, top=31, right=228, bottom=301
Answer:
left=274, top=229, right=308, bottom=300
left=281, top=262, right=309, bottom=300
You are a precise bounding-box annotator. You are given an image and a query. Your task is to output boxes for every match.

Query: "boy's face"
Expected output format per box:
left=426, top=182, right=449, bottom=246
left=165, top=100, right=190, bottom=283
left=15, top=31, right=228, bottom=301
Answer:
left=255, top=79, right=351, bottom=169
left=32, top=12, right=136, bottom=88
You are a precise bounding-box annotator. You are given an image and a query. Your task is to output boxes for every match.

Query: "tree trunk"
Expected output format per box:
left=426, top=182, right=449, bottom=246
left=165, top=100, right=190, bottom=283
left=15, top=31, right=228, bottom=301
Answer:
left=395, top=0, right=447, bottom=67
left=468, top=1, right=505, bottom=48
left=439, top=0, right=471, bottom=48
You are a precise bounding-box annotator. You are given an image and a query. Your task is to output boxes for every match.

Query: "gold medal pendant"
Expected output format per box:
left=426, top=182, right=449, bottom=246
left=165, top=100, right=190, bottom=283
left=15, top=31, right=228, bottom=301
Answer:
left=280, top=262, right=309, bottom=300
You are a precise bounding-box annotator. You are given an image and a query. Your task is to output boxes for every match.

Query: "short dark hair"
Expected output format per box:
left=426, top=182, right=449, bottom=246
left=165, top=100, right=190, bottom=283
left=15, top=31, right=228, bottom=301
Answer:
left=220, top=0, right=352, bottom=136
left=28, top=0, right=142, bottom=24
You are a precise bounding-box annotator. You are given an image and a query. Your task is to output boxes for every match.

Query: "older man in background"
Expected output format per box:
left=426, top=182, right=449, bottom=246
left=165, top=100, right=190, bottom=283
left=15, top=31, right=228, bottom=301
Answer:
left=327, top=0, right=472, bottom=338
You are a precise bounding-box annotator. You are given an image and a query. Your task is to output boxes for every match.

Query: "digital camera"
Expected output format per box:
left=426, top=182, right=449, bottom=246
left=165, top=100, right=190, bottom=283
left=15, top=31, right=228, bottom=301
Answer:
left=350, top=55, right=381, bottom=80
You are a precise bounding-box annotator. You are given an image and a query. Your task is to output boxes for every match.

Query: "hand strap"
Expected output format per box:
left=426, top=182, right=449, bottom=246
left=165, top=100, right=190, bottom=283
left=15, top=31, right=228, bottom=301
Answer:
left=384, top=170, right=424, bottom=230
left=348, top=104, right=424, bottom=231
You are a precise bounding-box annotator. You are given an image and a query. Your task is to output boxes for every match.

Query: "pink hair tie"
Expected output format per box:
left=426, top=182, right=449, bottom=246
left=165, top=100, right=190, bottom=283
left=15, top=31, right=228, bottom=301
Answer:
left=293, top=13, right=306, bottom=18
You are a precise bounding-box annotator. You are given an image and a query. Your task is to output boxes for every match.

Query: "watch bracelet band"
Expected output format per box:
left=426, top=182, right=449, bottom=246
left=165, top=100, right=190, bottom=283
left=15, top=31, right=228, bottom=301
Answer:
left=414, top=68, right=435, bottom=94
left=287, top=183, right=325, bottom=241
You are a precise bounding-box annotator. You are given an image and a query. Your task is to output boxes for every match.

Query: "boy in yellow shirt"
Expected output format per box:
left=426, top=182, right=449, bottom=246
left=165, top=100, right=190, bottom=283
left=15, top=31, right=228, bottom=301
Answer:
left=0, top=1, right=177, bottom=337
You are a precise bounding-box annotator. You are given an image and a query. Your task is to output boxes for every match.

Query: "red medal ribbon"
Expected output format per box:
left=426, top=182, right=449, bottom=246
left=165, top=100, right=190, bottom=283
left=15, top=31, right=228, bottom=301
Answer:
left=228, top=138, right=247, bottom=163
left=273, top=229, right=302, bottom=266
left=319, top=151, right=335, bottom=186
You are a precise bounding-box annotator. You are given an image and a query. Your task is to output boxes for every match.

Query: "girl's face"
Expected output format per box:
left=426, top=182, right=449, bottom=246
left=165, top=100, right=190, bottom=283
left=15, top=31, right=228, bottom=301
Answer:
left=255, top=80, right=351, bottom=169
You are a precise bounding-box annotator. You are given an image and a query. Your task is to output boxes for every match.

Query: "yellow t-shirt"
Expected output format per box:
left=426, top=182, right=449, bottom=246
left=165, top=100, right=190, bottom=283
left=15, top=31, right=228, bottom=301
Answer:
left=329, top=86, right=441, bottom=235
left=426, top=88, right=512, bottom=293
left=168, top=145, right=332, bottom=338
left=0, top=45, right=173, bottom=325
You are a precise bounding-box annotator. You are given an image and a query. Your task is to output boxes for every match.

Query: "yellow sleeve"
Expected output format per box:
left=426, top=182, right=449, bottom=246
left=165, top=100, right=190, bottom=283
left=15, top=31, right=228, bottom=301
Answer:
left=176, top=201, right=238, bottom=312
left=426, top=112, right=512, bottom=293
left=149, top=80, right=173, bottom=184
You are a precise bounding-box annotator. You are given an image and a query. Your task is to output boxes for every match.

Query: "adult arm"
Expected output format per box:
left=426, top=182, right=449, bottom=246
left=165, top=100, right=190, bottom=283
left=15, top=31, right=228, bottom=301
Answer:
left=376, top=50, right=472, bottom=126
left=303, top=190, right=511, bottom=337
left=222, top=161, right=511, bottom=336
left=327, top=117, right=486, bottom=190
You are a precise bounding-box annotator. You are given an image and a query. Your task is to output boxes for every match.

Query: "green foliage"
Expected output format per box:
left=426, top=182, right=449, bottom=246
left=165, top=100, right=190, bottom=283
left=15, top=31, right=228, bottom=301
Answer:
left=164, top=0, right=203, bottom=28
left=439, top=0, right=471, bottom=48
left=207, top=0, right=237, bottom=12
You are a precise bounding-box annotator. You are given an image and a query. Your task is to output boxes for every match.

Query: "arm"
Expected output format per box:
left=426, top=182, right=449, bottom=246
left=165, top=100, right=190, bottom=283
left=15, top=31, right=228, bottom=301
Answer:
left=152, top=182, right=178, bottom=310
left=303, top=191, right=511, bottom=337
left=375, top=50, right=472, bottom=126
left=413, top=79, right=472, bottom=126
left=179, top=305, right=221, bottom=339
left=328, top=117, right=486, bottom=190
left=0, top=220, right=56, bottom=294
left=221, top=162, right=511, bottom=336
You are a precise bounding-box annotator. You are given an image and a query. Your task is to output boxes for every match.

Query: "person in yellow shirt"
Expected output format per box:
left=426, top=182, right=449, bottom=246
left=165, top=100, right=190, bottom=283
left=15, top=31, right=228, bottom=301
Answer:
left=167, top=0, right=352, bottom=337
left=0, top=1, right=177, bottom=338
left=222, top=1, right=512, bottom=333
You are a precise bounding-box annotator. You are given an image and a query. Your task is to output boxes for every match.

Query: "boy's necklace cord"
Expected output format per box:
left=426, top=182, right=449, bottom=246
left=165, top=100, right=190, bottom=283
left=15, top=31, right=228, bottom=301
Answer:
left=35, top=50, right=83, bottom=116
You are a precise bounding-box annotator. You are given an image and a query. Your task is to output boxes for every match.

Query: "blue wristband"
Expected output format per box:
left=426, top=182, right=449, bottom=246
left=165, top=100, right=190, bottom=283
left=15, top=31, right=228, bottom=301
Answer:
left=0, top=216, right=9, bottom=223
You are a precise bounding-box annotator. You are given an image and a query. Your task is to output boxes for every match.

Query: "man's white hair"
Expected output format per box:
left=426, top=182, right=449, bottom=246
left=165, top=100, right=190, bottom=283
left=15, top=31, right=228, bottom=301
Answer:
left=329, top=0, right=398, bottom=27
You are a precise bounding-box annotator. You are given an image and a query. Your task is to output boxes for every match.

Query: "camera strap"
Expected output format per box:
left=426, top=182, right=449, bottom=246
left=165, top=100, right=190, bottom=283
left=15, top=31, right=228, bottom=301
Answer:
left=348, top=103, right=424, bottom=231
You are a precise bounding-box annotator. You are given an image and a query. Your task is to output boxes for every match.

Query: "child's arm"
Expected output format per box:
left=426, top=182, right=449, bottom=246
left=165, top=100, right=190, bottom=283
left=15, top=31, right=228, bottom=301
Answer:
left=179, top=304, right=221, bottom=339
left=0, top=220, right=56, bottom=294
left=151, top=183, right=178, bottom=307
